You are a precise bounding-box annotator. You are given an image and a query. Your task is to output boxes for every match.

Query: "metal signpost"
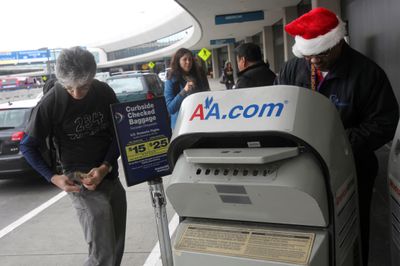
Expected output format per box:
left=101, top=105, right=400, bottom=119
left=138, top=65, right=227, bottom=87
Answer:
left=111, top=97, right=173, bottom=266
left=149, top=177, right=173, bottom=266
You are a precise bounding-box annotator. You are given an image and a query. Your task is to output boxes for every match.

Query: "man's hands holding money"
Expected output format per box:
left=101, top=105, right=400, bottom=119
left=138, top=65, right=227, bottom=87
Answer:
left=82, top=164, right=109, bottom=190
left=51, top=164, right=110, bottom=192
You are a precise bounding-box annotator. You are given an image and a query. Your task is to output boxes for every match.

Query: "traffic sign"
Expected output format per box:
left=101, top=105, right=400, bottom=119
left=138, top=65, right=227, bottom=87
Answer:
left=148, top=61, right=155, bottom=69
left=198, top=48, right=211, bottom=61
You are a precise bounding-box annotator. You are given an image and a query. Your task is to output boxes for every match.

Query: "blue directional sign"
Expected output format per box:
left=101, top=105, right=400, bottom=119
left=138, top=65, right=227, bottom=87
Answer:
left=111, top=97, right=172, bottom=186
left=215, top=10, right=264, bottom=25
left=0, top=51, right=18, bottom=65
left=17, top=50, right=49, bottom=60
left=0, top=51, right=17, bottom=60
left=210, top=38, right=236, bottom=45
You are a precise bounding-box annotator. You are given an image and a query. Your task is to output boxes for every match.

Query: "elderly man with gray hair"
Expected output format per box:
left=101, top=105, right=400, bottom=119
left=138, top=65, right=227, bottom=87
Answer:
left=20, top=46, right=127, bottom=266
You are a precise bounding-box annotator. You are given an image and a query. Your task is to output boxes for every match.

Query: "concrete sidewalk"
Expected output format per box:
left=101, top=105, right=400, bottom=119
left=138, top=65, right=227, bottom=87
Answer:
left=0, top=170, right=175, bottom=266
left=208, top=77, right=226, bottom=91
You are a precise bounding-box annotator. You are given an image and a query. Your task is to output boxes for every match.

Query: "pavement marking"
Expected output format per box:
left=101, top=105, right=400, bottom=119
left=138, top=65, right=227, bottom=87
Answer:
left=0, top=191, right=67, bottom=239
left=143, top=213, right=179, bottom=266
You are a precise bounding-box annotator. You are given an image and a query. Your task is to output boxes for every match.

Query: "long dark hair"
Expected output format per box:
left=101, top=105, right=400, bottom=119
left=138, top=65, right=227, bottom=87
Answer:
left=167, top=48, right=202, bottom=81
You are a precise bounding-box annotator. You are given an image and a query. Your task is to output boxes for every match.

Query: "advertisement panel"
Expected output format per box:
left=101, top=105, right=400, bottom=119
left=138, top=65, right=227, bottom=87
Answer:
left=111, top=97, right=172, bottom=186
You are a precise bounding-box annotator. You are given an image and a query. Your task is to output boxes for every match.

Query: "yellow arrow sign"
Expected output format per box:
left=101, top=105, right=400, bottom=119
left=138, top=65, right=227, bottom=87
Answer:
left=198, top=48, right=211, bottom=61
left=148, top=61, right=155, bottom=69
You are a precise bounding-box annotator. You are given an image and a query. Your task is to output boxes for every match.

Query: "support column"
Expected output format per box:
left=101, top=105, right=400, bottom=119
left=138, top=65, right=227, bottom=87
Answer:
left=262, top=26, right=276, bottom=72
left=211, top=48, right=220, bottom=79
left=283, top=6, right=298, bottom=61
left=312, top=0, right=341, bottom=16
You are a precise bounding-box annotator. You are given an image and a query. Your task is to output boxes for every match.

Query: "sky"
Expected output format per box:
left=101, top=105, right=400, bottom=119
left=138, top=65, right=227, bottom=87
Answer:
left=0, top=0, right=182, bottom=52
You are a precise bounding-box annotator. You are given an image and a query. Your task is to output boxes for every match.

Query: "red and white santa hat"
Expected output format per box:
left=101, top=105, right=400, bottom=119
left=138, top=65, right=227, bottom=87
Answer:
left=285, top=7, right=346, bottom=58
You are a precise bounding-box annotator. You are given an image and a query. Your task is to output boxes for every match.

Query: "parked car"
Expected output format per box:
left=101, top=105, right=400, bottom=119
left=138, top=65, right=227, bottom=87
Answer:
left=106, top=71, right=164, bottom=103
left=0, top=98, right=41, bottom=178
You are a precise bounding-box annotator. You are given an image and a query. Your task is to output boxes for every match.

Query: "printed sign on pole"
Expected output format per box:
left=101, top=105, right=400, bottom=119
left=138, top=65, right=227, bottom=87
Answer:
left=111, top=97, right=172, bottom=186
left=198, top=48, right=211, bottom=62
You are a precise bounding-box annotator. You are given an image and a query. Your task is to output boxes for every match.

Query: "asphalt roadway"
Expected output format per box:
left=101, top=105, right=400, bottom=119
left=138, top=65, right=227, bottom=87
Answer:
left=0, top=79, right=395, bottom=265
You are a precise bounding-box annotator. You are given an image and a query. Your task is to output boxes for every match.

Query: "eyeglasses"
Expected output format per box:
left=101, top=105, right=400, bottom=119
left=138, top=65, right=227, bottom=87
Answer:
left=304, top=48, right=332, bottom=60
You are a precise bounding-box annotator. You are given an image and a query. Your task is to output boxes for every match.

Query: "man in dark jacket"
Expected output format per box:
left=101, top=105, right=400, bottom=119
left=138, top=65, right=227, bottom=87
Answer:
left=275, top=7, right=399, bottom=264
left=234, top=43, right=276, bottom=89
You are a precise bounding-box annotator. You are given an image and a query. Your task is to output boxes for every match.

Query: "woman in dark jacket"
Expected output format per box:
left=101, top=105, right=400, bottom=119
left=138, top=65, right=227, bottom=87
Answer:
left=164, top=48, right=210, bottom=129
left=222, top=61, right=235, bottom=90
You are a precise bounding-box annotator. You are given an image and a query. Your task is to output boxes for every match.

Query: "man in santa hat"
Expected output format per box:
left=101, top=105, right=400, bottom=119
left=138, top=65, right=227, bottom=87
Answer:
left=275, top=7, right=399, bottom=265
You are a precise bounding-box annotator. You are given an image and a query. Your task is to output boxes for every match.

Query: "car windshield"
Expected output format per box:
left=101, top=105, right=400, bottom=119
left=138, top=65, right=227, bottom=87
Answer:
left=107, top=76, right=144, bottom=94
left=145, top=75, right=162, bottom=90
left=0, top=108, right=30, bottom=128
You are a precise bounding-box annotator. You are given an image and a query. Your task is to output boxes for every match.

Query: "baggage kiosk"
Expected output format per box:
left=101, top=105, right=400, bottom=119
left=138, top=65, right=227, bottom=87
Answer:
left=166, top=86, right=361, bottom=266
left=388, top=120, right=400, bottom=265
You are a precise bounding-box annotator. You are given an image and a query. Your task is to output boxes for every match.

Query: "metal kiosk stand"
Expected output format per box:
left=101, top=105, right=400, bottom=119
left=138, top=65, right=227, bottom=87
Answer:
left=165, top=86, right=362, bottom=266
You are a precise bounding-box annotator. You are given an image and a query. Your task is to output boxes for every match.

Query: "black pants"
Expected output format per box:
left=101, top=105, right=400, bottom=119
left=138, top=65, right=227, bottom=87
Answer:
left=225, top=82, right=234, bottom=90
left=354, top=151, right=378, bottom=266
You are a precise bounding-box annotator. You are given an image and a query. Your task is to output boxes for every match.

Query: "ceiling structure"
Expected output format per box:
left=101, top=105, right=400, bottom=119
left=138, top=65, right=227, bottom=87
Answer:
left=97, top=0, right=301, bottom=68
left=175, top=0, right=301, bottom=50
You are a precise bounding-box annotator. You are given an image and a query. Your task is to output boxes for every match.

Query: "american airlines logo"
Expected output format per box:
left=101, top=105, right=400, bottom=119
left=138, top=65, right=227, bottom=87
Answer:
left=189, top=96, right=286, bottom=121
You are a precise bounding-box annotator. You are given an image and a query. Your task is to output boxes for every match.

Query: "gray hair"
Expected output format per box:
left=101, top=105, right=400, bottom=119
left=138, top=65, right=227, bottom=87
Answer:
left=55, top=47, right=97, bottom=88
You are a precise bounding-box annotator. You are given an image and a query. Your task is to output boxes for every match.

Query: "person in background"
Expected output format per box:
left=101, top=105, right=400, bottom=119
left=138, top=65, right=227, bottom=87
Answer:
left=234, top=42, right=276, bottom=89
left=42, top=77, right=57, bottom=94
left=20, top=47, right=127, bottom=266
left=222, top=61, right=235, bottom=90
left=164, top=48, right=210, bottom=129
left=274, top=7, right=399, bottom=264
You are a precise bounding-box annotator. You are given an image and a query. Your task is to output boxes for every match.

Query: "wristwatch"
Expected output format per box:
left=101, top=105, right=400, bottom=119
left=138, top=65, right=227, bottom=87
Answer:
left=102, top=161, right=113, bottom=173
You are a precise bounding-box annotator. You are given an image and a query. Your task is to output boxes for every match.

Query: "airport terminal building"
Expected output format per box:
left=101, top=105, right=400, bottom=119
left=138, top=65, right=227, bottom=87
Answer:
left=1, top=0, right=399, bottom=102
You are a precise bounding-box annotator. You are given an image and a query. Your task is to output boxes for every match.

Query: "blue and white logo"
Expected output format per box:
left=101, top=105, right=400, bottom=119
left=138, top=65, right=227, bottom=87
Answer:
left=189, top=97, right=286, bottom=121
